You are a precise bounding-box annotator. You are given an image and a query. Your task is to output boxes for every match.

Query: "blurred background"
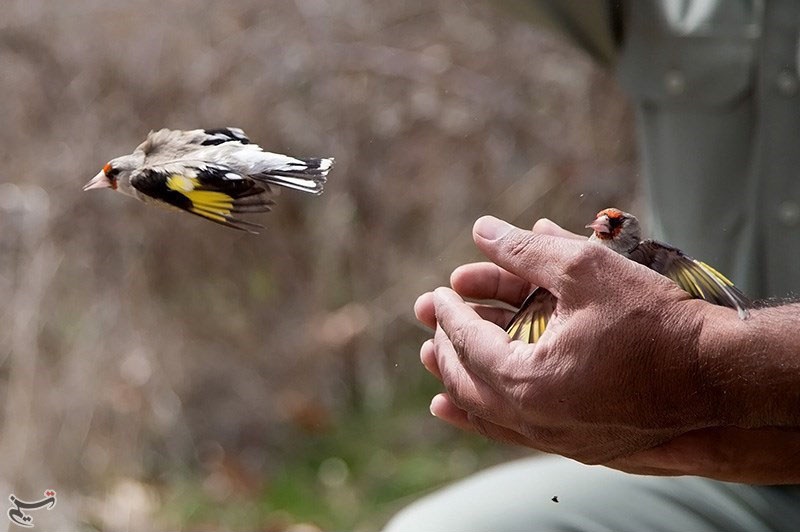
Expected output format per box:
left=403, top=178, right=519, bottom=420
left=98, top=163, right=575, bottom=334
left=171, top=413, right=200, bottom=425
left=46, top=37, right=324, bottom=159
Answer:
left=0, top=1, right=637, bottom=530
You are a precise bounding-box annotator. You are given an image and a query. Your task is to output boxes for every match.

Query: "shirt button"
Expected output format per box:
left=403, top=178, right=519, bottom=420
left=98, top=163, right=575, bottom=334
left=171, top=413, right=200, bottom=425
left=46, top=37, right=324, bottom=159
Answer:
left=664, top=69, right=686, bottom=95
left=778, top=201, right=800, bottom=226
left=775, top=69, right=798, bottom=96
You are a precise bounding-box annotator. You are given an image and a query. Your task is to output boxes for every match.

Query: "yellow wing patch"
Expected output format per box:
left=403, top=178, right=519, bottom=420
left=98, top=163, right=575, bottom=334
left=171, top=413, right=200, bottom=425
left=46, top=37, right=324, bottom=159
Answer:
left=167, top=174, right=197, bottom=192
left=668, top=260, right=735, bottom=300
left=533, top=312, right=548, bottom=343
left=672, top=269, right=706, bottom=299
left=507, top=319, right=531, bottom=343
left=660, top=253, right=750, bottom=319
left=507, top=307, right=550, bottom=343
left=167, top=174, right=234, bottom=222
left=697, top=261, right=735, bottom=286
left=506, top=288, right=556, bottom=343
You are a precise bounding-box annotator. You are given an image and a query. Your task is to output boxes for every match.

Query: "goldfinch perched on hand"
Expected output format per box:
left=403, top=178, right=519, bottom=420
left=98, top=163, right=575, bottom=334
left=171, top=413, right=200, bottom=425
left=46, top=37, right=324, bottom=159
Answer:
left=507, top=208, right=752, bottom=343
left=84, top=127, right=332, bottom=233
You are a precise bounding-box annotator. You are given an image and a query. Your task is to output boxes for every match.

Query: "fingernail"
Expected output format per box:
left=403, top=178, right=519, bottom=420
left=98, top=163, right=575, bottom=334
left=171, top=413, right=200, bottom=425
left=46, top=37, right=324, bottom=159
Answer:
left=420, top=338, right=434, bottom=354
left=430, top=394, right=446, bottom=417
left=433, top=286, right=451, bottom=298
left=474, top=216, right=513, bottom=241
left=532, top=218, right=554, bottom=234
left=432, top=286, right=458, bottom=305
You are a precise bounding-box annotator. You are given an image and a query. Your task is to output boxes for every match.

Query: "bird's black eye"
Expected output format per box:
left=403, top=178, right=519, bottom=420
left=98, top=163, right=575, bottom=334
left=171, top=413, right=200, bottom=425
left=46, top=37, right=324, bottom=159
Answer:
left=608, top=215, right=625, bottom=228
left=103, top=163, right=119, bottom=180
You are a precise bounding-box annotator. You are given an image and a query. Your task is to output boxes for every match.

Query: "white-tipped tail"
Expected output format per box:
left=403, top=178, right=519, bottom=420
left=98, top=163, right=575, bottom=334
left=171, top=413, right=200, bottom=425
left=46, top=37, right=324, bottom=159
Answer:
left=254, top=154, right=333, bottom=195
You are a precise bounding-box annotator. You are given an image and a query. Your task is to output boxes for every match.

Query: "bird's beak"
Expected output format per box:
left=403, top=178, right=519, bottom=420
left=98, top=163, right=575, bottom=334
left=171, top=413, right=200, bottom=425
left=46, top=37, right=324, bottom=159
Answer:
left=83, top=170, right=111, bottom=191
left=585, top=215, right=611, bottom=234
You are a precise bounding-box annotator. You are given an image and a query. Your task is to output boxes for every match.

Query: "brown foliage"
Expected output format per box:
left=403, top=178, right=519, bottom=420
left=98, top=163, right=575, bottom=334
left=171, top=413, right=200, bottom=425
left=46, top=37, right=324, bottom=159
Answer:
left=0, top=0, right=636, bottom=528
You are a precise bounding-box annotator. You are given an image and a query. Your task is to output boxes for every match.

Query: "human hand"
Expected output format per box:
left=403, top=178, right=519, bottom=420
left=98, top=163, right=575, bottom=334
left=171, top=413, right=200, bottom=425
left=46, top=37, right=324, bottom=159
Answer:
left=416, top=216, right=800, bottom=483
left=415, top=216, right=723, bottom=466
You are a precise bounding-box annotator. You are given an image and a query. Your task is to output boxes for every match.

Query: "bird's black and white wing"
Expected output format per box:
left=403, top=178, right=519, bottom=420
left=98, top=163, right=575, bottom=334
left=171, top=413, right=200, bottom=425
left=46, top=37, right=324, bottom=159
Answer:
left=135, top=128, right=252, bottom=163
left=127, top=127, right=332, bottom=231
left=630, top=240, right=752, bottom=319
left=197, top=127, right=251, bottom=146
left=506, top=287, right=558, bottom=343
left=138, top=128, right=331, bottom=196
left=129, top=163, right=274, bottom=233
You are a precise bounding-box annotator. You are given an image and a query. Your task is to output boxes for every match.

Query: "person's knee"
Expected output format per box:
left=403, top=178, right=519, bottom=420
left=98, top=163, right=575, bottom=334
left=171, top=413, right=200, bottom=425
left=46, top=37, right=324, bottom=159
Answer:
left=383, top=456, right=581, bottom=532
left=382, top=455, right=800, bottom=532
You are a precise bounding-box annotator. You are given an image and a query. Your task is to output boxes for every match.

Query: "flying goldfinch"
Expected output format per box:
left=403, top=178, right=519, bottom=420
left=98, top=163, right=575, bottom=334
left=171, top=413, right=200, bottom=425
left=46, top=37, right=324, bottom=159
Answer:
left=84, top=127, right=332, bottom=233
left=507, top=208, right=752, bottom=343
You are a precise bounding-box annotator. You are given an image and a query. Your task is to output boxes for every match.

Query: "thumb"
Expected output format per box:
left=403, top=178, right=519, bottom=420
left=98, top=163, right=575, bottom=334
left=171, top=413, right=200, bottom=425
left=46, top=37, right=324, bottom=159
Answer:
left=471, top=215, right=588, bottom=299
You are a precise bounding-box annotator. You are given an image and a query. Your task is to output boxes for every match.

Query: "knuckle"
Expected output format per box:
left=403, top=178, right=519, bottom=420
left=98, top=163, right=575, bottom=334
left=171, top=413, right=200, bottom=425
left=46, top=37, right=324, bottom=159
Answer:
left=504, top=233, right=538, bottom=265
left=508, top=380, right=538, bottom=413
left=521, top=426, right=575, bottom=457
left=437, top=361, right=456, bottom=389
left=560, top=244, right=607, bottom=287
left=466, top=412, right=491, bottom=436
left=443, top=376, right=469, bottom=406
left=565, top=243, right=604, bottom=272
left=448, top=322, right=477, bottom=358
left=498, top=353, right=537, bottom=408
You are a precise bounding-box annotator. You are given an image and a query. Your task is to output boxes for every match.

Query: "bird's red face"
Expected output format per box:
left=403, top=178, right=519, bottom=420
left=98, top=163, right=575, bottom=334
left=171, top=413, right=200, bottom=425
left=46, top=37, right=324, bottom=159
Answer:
left=83, top=162, right=118, bottom=191
left=586, top=208, right=626, bottom=240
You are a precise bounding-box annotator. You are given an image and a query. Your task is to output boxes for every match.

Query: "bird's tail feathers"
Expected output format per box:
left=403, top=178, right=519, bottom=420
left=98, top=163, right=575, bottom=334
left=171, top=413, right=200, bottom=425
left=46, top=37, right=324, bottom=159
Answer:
left=255, top=156, right=333, bottom=195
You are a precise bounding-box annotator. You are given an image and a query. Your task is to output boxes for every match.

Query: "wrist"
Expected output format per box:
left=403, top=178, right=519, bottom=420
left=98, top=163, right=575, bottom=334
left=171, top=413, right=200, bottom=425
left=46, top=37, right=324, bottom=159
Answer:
left=698, top=303, right=800, bottom=429
left=696, top=303, right=748, bottom=427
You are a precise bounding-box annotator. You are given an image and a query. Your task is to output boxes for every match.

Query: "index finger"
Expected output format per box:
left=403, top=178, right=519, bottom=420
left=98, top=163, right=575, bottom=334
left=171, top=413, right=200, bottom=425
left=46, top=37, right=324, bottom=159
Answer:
left=433, top=287, right=532, bottom=384
left=450, top=262, right=531, bottom=306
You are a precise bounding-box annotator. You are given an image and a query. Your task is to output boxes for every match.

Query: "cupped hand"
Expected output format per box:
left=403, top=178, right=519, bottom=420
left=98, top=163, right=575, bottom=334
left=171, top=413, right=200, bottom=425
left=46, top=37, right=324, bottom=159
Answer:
left=416, top=215, right=751, bottom=473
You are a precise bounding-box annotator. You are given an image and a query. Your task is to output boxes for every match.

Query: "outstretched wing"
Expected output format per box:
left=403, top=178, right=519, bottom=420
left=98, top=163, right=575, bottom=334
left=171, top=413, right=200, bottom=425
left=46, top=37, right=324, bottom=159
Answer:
left=630, top=240, right=752, bottom=319
left=506, top=287, right=557, bottom=343
left=130, top=164, right=274, bottom=233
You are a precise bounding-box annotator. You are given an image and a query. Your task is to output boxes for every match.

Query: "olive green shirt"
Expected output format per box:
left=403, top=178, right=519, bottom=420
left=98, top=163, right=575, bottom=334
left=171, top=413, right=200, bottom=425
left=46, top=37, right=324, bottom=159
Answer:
left=508, top=0, right=800, bottom=299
